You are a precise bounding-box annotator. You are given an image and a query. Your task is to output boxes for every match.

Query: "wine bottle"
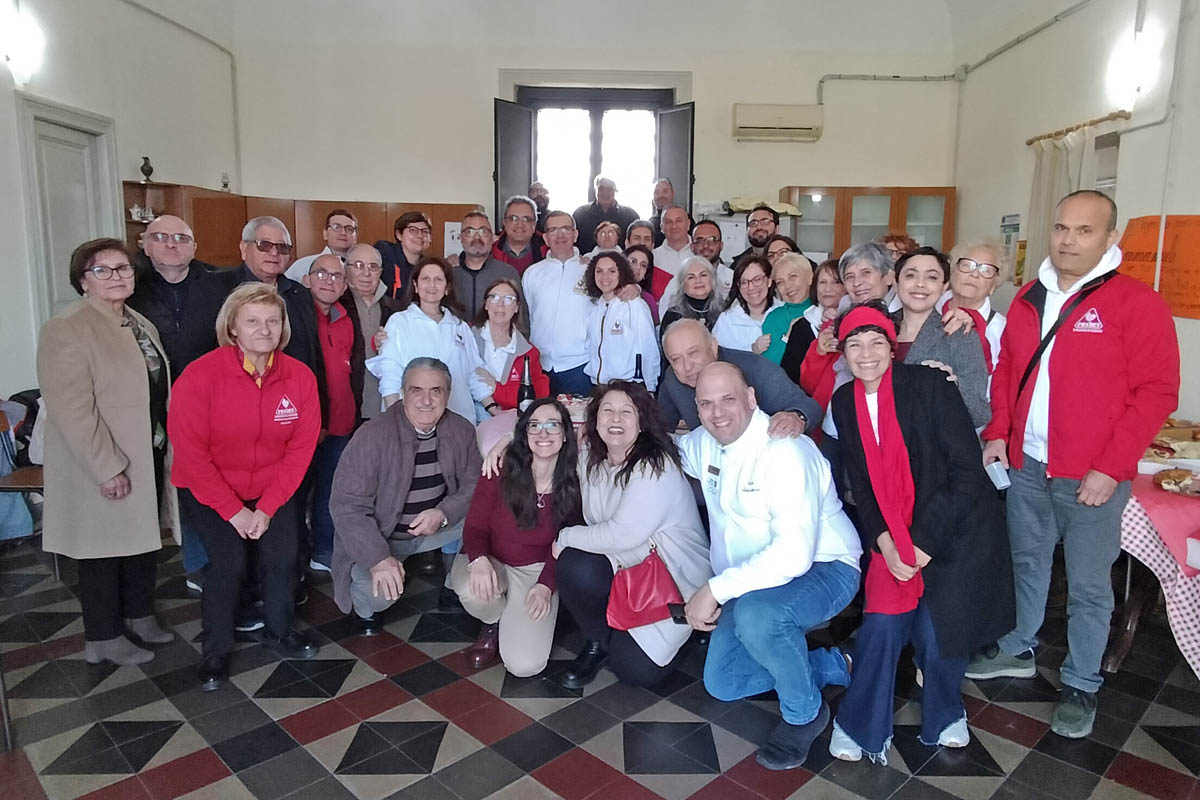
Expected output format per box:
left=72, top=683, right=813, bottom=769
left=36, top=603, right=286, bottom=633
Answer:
left=632, top=353, right=645, bottom=384
left=517, top=357, right=535, bottom=411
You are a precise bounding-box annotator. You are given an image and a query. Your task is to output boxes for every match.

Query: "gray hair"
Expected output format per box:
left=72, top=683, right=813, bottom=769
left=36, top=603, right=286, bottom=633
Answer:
left=949, top=238, right=1011, bottom=283
left=838, top=242, right=892, bottom=281
left=502, top=195, right=536, bottom=217
left=662, top=317, right=715, bottom=347
left=402, top=357, right=452, bottom=390
left=626, top=219, right=654, bottom=239
left=346, top=242, right=382, bottom=263
left=593, top=174, right=616, bottom=191
left=241, top=216, right=292, bottom=246
left=667, top=256, right=724, bottom=328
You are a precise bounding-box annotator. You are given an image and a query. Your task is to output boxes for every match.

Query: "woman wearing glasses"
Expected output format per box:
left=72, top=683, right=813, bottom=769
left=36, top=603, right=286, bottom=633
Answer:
left=472, top=278, right=549, bottom=411
left=450, top=399, right=582, bottom=675
left=37, top=239, right=178, bottom=666
left=936, top=241, right=1010, bottom=374
left=713, top=255, right=782, bottom=354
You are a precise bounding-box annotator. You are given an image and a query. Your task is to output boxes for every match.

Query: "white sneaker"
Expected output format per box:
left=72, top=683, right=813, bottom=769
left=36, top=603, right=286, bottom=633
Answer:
left=829, top=722, right=863, bottom=762
left=937, top=716, right=970, bottom=748
left=308, top=558, right=331, bottom=573
left=185, top=577, right=203, bottom=593
left=915, top=667, right=923, bottom=687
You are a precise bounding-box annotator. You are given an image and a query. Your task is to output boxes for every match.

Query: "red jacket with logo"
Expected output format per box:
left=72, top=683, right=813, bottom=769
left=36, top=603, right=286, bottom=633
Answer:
left=491, top=347, right=551, bottom=410
left=982, top=273, right=1179, bottom=481
left=169, top=345, right=321, bottom=519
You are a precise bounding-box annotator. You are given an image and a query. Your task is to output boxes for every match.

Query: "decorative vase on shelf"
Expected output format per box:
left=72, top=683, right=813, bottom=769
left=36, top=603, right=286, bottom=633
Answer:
left=140, top=156, right=154, bottom=183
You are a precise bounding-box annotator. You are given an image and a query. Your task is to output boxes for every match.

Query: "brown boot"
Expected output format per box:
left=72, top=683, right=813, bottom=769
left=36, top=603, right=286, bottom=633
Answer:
left=468, top=623, right=500, bottom=669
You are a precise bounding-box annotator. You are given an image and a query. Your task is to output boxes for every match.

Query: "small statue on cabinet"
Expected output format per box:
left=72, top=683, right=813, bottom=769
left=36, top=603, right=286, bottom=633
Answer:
left=140, top=156, right=154, bottom=183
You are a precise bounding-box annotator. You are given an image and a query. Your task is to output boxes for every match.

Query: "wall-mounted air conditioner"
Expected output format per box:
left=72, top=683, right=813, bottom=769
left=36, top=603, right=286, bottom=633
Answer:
left=732, top=103, right=824, bottom=142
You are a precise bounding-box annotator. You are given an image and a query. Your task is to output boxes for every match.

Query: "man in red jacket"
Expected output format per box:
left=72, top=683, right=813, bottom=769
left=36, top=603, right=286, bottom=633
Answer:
left=966, top=191, right=1180, bottom=739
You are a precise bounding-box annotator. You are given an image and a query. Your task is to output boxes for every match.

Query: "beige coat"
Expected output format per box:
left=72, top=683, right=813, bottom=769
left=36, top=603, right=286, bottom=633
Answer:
left=36, top=294, right=179, bottom=559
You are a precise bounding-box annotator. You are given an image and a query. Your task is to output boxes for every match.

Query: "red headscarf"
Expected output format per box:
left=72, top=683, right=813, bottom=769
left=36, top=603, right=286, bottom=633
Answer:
left=841, top=306, right=924, bottom=614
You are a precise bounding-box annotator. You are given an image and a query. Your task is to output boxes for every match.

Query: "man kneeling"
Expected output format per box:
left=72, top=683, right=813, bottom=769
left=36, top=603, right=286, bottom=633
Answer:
left=330, top=357, right=481, bottom=634
left=679, top=362, right=862, bottom=770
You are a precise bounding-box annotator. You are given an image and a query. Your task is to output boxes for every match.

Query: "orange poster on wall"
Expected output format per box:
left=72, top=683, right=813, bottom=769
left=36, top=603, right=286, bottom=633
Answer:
left=1118, top=214, right=1200, bottom=319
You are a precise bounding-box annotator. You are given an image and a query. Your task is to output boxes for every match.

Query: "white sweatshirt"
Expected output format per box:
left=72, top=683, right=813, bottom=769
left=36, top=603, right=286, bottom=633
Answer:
left=522, top=253, right=592, bottom=372
left=678, top=409, right=862, bottom=604
left=712, top=300, right=783, bottom=352
left=584, top=295, right=662, bottom=391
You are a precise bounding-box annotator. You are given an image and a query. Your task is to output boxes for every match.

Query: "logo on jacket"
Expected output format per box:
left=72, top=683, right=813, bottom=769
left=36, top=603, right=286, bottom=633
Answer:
left=1073, top=307, right=1104, bottom=334
left=274, top=395, right=299, bottom=423
left=610, top=320, right=624, bottom=335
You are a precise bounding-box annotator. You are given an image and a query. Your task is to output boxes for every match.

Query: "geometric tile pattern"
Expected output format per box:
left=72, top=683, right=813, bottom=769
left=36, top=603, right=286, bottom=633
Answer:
left=2, top=536, right=1200, bottom=799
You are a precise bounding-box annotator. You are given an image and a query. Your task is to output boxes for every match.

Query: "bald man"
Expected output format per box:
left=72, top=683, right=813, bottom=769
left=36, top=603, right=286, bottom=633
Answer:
left=677, top=362, right=862, bottom=771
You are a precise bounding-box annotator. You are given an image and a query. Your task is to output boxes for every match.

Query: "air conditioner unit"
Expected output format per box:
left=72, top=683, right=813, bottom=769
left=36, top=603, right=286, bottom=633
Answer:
left=732, top=103, right=824, bottom=142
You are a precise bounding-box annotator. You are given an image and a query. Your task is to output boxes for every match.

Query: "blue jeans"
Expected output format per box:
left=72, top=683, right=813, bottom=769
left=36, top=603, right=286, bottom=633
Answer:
left=836, top=602, right=967, bottom=754
left=547, top=364, right=592, bottom=396
left=177, top=496, right=209, bottom=575
left=704, top=560, right=859, bottom=725
left=311, top=433, right=352, bottom=564
left=997, top=456, right=1132, bottom=693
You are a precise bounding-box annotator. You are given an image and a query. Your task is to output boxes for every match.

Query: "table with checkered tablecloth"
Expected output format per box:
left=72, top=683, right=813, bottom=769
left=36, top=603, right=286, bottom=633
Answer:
left=1121, top=495, right=1200, bottom=677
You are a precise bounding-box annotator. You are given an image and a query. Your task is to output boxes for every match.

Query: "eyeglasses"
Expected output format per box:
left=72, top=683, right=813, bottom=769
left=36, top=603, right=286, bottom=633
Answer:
left=766, top=248, right=793, bottom=260
left=327, top=222, right=357, bottom=234
left=955, top=258, right=999, bottom=279
left=485, top=293, right=518, bottom=306
left=404, top=227, right=432, bottom=238
left=462, top=226, right=492, bottom=237
left=739, top=273, right=768, bottom=289
left=250, top=239, right=293, bottom=255
left=348, top=260, right=382, bottom=274
left=545, top=225, right=574, bottom=236
left=87, top=264, right=134, bottom=280
left=691, top=235, right=720, bottom=246
left=310, top=269, right=345, bottom=283
left=528, top=420, right=564, bottom=434
left=505, top=214, right=536, bottom=225
left=747, top=217, right=775, bottom=228
left=147, top=232, right=194, bottom=244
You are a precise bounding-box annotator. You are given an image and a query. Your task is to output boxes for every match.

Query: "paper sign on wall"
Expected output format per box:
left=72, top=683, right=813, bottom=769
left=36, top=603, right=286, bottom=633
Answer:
left=1119, top=214, right=1200, bottom=319
left=444, top=222, right=462, bottom=259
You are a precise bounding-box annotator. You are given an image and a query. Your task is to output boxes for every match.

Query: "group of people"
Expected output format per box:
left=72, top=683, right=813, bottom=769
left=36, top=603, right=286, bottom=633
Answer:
left=35, top=182, right=1181, bottom=772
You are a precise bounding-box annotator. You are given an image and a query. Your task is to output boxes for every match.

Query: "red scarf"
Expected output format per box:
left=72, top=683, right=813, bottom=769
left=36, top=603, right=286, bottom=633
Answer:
left=842, top=305, right=924, bottom=614
left=960, top=307, right=993, bottom=374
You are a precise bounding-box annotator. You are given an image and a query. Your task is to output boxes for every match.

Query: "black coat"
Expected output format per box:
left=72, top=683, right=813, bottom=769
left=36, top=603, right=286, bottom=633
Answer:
left=127, top=260, right=226, bottom=382
left=374, top=240, right=416, bottom=301
left=832, top=363, right=1015, bottom=658
left=779, top=317, right=817, bottom=386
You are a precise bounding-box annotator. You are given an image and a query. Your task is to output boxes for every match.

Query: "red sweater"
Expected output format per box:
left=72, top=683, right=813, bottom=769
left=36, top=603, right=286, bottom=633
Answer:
left=982, top=273, right=1179, bottom=481
left=799, top=332, right=838, bottom=412
left=491, top=234, right=548, bottom=274
left=462, top=473, right=562, bottom=589
left=491, top=347, right=551, bottom=410
left=316, top=301, right=357, bottom=436
left=169, top=346, right=321, bottom=519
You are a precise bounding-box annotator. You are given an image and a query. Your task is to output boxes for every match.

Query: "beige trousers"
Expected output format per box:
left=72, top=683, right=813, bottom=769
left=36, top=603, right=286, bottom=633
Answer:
left=449, top=554, right=559, bottom=678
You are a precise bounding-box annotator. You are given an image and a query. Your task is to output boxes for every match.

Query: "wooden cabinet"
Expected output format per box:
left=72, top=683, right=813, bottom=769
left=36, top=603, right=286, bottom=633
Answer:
left=778, top=186, right=956, bottom=257
left=123, top=182, right=246, bottom=265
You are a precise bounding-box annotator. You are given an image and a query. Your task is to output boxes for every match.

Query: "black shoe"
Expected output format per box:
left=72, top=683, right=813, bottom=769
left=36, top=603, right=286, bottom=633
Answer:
left=294, top=573, right=309, bottom=607
left=235, top=610, right=266, bottom=633
left=263, top=630, right=319, bottom=660
left=356, top=613, right=381, bottom=637
left=198, top=655, right=229, bottom=692
left=411, top=551, right=440, bottom=577
left=558, top=641, right=607, bottom=689
left=436, top=586, right=465, bottom=614
left=755, top=701, right=831, bottom=771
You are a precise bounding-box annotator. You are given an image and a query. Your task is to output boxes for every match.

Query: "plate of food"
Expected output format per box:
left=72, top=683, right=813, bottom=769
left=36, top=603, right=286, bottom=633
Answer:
left=1153, top=468, right=1200, bottom=498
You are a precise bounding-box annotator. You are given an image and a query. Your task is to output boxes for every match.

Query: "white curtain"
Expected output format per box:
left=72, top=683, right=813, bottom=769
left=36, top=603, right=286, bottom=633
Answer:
left=1025, top=128, right=1096, bottom=275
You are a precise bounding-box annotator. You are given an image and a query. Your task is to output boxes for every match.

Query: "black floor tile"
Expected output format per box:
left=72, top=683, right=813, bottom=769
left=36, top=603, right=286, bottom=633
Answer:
left=238, top=747, right=331, bottom=799
left=889, top=777, right=962, bottom=800
left=500, top=663, right=582, bottom=699
left=539, top=699, right=621, bottom=744
left=1143, top=726, right=1200, bottom=776
left=1157, top=684, right=1200, bottom=718
left=667, top=681, right=736, bottom=721
left=584, top=682, right=658, bottom=718
left=648, top=668, right=697, bottom=698
left=382, top=776, right=459, bottom=800
left=283, top=776, right=359, bottom=800
left=492, top=722, right=574, bottom=772
left=389, top=661, right=461, bottom=696
left=213, top=721, right=299, bottom=773
left=1102, top=666, right=1166, bottom=701
left=190, top=699, right=275, bottom=745
left=1096, top=685, right=1152, bottom=723
left=1033, top=730, right=1119, bottom=775
left=1007, top=750, right=1101, bottom=800
left=9, top=661, right=80, bottom=699
left=711, top=699, right=780, bottom=745
left=0, top=572, right=48, bottom=599
left=0, top=585, right=76, bottom=617
left=169, top=679, right=250, bottom=718
left=84, top=678, right=165, bottom=718
left=1087, top=711, right=1136, bottom=750
left=12, top=698, right=97, bottom=747
left=334, top=724, right=390, bottom=773
left=819, top=756, right=910, bottom=800
left=40, top=724, right=116, bottom=770
left=431, top=747, right=524, bottom=800
left=119, top=723, right=183, bottom=771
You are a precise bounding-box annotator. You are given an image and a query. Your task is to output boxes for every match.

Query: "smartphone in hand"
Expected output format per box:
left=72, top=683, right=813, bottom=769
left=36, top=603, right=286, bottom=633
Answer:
left=668, top=603, right=688, bottom=625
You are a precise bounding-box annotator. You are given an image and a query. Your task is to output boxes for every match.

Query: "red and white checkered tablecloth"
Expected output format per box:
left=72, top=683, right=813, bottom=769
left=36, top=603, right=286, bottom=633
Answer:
left=1121, top=496, right=1200, bottom=678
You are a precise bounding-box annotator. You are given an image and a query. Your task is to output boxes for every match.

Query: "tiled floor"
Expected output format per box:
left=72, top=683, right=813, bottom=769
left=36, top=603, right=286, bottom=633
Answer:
left=2, top=539, right=1199, bottom=800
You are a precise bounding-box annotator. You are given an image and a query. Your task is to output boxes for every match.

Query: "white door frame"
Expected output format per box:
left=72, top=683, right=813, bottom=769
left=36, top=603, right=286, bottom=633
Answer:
left=15, top=92, right=123, bottom=326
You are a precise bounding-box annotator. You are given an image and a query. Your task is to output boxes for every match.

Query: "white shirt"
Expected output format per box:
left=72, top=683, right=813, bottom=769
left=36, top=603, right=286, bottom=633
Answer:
left=712, top=300, right=783, bottom=352
left=657, top=263, right=733, bottom=318
left=653, top=241, right=694, bottom=278
left=284, top=246, right=339, bottom=283
left=584, top=295, right=662, bottom=391
left=936, top=290, right=1007, bottom=371
left=522, top=252, right=592, bottom=372
left=365, top=304, right=490, bottom=423
left=1022, top=246, right=1123, bottom=463
left=479, top=323, right=518, bottom=382
left=678, top=409, right=862, bottom=604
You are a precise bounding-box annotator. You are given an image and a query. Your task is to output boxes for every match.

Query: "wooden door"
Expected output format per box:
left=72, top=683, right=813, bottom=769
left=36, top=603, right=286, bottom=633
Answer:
left=190, top=193, right=246, bottom=267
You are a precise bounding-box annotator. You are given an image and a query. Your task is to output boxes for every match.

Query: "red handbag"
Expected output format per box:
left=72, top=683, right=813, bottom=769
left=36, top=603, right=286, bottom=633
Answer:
left=606, top=541, right=683, bottom=630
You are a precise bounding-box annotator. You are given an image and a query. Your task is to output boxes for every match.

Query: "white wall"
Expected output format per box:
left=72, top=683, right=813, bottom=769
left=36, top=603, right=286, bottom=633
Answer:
left=954, top=0, right=1200, bottom=417
left=232, top=0, right=959, bottom=208
left=0, top=0, right=237, bottom=395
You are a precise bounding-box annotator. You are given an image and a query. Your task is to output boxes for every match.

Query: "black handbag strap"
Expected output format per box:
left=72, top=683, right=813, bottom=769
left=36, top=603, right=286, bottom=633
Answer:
left=1016, top=270, right=1118, bottom=399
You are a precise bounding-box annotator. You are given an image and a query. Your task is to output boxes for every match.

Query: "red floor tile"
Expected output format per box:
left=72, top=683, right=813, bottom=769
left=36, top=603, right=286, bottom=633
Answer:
left=963, top=693, right=988, bottom=720
left=724, top=752, right=816, bottom=799
left=1106, top=752, right=1197, bottom=800
left=359, top=642, right=430, bottom=676
left=454, top=698, right=536, bottom=745
left=339, top=630, right=404, bottom=658
left=279, top=698, right=359, bottom=744
left=139, top=747, right=231, bottom=800
left=10, top=779, right=47, bottom=800
left=687, top=776, right=763, bottom=800
left=337, top=678, right=412, bottom=720
left=0, top=748, right=39, bottom=787
left=77, top=776, right=152, bottom=800
left=532, top=748, right=624, bottom=800
left=969, top=703, right=1049, bottom=748
left=3, top=633, right=85, bottom=669
left=438, top=646, right=483, bottom=677
left=422, top=677, right=495, bottom=720
left=159, top=604, right=202, bottom=625
left=591, top=774, right=664, bottom=799
left=295, top=592, right=343, bottom=626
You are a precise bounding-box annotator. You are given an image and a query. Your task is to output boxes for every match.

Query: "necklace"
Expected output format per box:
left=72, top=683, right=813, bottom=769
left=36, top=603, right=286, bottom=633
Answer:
left=536, top=491, right=548, bottom=509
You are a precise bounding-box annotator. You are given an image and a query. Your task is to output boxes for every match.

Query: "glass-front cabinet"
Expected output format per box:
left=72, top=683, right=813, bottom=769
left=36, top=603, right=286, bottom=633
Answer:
left=778, top=186, right=956, bottom=257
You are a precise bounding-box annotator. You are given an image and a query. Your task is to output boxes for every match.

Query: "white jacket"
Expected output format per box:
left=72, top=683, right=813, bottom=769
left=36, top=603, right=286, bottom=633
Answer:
left=584, top=296, right=662, bottom=391
left=678, top=409, right=862, bottom=604
left=653, top=241, right=694, bottom=278
left=365, top=304, right=490, bottom=423
left=712, top=300, right=783, bottom=352
left=522, top=253, right=592, bottom=372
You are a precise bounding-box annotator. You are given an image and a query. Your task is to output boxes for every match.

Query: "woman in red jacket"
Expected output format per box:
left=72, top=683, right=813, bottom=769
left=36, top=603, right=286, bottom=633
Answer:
left=169, top=283, right=321, bottom=690
left=472, top=278, right=549, bottom=411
